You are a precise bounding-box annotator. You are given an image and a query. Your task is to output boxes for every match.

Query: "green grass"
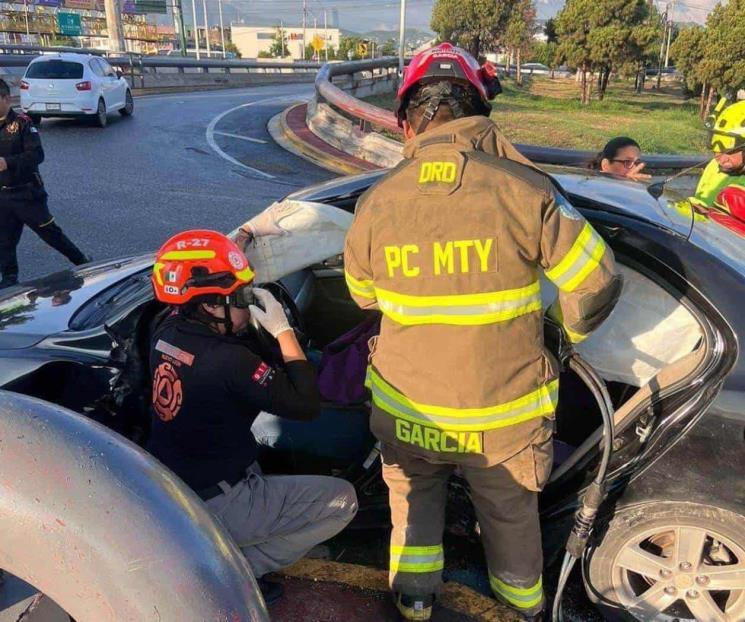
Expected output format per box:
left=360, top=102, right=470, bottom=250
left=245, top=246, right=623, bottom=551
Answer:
left=362, top=77, right=708, bottom=155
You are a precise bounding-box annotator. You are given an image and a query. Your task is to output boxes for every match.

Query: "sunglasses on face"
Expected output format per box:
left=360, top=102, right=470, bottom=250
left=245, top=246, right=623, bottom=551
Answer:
left=611, top=159, right=644, bottom=169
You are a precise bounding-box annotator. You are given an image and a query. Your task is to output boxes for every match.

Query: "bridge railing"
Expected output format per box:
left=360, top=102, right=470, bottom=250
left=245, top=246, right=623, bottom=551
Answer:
left=313, top=57, right=707, bottom=171
left=0, top=44, right=322, bottom=92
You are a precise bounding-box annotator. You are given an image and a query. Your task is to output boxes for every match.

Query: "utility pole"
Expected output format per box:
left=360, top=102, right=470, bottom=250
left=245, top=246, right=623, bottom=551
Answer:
left=324, top=9, right=328, bottom=62
left=664, top=0, right=675, bottom=67
left=656, top=4, right=668, bottom=89
left=104, top=0, right=125, bottom=52
left=202, top=0, right=210, bottom=56
left=302, top=0, right=307, bottom=60
left=398, top=0, right=406, bottom=74
left=173, top=0, right=188, bottom=57
left=280, top=20, right=287, bottom=57
left=191, top=0, right=200, bottom=59
left=218, top=0, right=226, bottom=58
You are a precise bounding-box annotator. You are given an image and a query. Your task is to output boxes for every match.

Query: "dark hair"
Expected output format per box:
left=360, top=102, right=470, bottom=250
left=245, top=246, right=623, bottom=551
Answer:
left=0, top=79, right=10, bottom=98
left=589, top=136, right=641, bottom=170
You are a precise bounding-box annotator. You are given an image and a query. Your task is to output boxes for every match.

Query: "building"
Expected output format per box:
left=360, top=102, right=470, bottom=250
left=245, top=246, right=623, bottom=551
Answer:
left=230, top=24, right=341, bottom=61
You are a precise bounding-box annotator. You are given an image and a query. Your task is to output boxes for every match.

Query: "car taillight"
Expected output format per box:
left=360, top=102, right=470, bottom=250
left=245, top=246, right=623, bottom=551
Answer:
left=19, top=80, right=30, bottom=91
left=75, top=81, right=92, bottom=91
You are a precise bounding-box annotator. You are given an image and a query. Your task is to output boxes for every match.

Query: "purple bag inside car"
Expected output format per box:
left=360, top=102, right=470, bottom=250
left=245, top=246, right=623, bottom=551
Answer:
left=318, top=314, right=381, bottom=405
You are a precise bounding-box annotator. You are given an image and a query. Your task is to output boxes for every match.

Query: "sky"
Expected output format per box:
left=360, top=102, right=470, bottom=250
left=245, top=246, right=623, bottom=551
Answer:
left=213, top=0, right=719, bottom=32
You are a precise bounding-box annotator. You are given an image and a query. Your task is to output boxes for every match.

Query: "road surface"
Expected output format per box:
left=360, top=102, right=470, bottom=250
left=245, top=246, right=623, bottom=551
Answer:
left=16, top=83, right=334, bottom=281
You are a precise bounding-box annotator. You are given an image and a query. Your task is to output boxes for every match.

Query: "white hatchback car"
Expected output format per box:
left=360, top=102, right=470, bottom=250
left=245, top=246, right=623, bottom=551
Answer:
left=20, top=52, right=133, bottom=128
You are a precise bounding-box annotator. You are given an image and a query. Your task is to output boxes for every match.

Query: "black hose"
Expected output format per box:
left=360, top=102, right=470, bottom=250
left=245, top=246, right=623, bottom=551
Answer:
left=552, top=353, right=616, bottom=622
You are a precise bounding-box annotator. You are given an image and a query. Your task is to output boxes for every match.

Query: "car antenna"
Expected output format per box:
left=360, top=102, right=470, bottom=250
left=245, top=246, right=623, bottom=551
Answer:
left=646, top=156, right=712, bottom=200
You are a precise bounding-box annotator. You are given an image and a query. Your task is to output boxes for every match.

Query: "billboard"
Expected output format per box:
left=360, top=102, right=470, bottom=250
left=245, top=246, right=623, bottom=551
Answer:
left=63, top=0, right=96, bottom=8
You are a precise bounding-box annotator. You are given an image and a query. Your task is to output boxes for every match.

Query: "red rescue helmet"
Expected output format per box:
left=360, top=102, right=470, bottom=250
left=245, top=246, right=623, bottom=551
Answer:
left=394, top=42, right=501, bottom=129
left=152, top=229, right=255, bottom=305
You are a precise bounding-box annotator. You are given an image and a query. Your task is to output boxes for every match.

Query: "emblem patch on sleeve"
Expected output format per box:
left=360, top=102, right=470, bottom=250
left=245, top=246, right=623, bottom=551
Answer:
left=252, top=361, right=275, bottom=387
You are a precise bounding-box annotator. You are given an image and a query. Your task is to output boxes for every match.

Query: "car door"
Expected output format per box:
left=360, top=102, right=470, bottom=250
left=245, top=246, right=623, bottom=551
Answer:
left=88, top=58, right=108, bottom=106
left=99, top=59, right=124, bottom=109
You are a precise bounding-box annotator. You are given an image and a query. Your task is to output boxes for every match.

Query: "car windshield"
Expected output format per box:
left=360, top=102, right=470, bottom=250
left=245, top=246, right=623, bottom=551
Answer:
left=26, top=60, right=84, bottom=80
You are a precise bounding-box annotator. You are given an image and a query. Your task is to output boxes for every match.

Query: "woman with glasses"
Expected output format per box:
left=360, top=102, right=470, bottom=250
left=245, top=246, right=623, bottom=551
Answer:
left=592, top=136, right=652, bottom=182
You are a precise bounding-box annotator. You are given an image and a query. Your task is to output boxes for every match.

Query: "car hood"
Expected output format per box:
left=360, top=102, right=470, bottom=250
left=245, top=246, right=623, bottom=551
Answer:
left=0, top=255, right=153, bottom=350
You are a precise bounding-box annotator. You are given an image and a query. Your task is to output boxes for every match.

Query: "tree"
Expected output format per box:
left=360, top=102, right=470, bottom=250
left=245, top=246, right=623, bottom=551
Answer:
left=224, top=41, right=241, bottom=59
left=544, top=18, right=558, bottom=44
left=503, top=0, right=537, bottom=85
left=380, top=38, right=397, bottom=57
left=670, top=25, right=706, bottom=94
left=431, top=0, right=512, bottom=58
left=268, top=26, right=288, bottom=58
left=555, top=0, right=660, bottom=103
left=335, top=36, right=363, bottom=61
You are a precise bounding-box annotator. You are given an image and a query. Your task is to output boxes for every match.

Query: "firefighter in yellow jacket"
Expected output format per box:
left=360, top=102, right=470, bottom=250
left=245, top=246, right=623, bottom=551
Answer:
left=344, top=43, right=622, bottom=621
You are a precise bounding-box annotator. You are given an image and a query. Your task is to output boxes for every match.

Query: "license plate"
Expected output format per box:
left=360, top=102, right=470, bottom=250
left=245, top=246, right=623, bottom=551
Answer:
left=45, top=103, right=61, bottom=112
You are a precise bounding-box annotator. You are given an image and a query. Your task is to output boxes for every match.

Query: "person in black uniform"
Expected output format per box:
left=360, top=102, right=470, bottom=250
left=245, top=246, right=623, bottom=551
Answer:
left=148, top=229, right=357, bottom=605
left=0, top=78, right=88, bottom=288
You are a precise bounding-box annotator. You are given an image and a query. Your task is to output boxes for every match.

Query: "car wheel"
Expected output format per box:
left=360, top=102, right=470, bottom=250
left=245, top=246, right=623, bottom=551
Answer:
left=94, top=98, right=107, bottom=128
left=29, top=114, right=42, bottom=126
left=120, top=90, right=134, bottom=116
left=585, top=503, right=745, bottom=622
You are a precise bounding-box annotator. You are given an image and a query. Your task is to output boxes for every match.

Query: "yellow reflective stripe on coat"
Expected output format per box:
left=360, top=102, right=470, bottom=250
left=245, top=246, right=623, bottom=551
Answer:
left=367, top=367, right=558, bottom=431
left=159, top=250, right=217, bottom=261
left=374, top=281, right=542, bottom=326
left=390, top=544, right=445, bottom=573
left=344, top=270, right=376, bottom=299
left=490, top=575, right=543, bottom=610
left=546, top=223, right=605, bottom=292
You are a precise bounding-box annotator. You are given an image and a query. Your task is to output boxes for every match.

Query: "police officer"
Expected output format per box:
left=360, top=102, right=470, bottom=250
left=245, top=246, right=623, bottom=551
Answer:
left=148, top=229, right=357, bottom=604
left=344, top=43, right=622, bottom=621
left=0, top=78, right=88, bottom=288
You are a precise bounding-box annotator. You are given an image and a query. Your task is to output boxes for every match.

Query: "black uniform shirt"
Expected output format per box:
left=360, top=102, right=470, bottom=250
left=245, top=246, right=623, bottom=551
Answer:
left=146, top=313, right=320, bottom=491
left=0, top=109, right=44, bottom=188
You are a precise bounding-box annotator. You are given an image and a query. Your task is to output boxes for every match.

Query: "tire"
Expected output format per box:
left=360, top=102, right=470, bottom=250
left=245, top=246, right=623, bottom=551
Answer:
left=119, top=90, right=133, bottom=116
left=94, top=98, right=107, bottom=128
left=584, top=502, right=745, bottom=622
left=29, top=114, right=42, bottom=126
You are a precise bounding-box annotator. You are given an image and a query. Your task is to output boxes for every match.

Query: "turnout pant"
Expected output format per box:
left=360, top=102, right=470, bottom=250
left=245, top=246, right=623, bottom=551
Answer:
left=0, top=186, right=87, bottom=283
left=382, top=440, right=551, bottom=617
left=206, top=463, right=358, bottom=577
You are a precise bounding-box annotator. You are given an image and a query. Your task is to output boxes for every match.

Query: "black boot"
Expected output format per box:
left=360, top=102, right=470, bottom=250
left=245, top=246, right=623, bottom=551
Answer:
left=394, top=592, right=435, bottom=621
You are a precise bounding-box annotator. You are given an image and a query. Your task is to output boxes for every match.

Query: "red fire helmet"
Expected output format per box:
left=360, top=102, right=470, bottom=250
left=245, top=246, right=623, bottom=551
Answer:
left=152, top=229, right=255, bottom=305
left=394, top=42, right=501, bottom=127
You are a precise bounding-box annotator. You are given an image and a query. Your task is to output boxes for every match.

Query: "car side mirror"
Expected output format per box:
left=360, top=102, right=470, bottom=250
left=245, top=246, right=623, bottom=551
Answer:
left=647, top=182, right=665, bottom=200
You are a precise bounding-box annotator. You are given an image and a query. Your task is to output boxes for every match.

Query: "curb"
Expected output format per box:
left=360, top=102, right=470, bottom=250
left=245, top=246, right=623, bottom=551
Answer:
left=282, top=559, right=521, bottom=622
left=268, top=103, right=380, bottom=176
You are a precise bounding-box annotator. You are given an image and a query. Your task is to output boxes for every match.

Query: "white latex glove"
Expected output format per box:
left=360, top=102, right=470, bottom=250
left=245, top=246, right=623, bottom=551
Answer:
left=248, top=288, right=292, bottom=338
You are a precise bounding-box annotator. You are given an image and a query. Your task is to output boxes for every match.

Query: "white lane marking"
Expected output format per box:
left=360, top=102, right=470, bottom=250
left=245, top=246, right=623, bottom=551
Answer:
left=205, top=94, right=303, bottom=180
left=136, top=86, right=312, bottom=104
left=213, top=131, right=267, bottom=144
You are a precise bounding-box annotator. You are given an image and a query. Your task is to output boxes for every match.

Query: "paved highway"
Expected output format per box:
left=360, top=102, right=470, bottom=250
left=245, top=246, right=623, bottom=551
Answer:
left=15, top=83, right=334, bottom=281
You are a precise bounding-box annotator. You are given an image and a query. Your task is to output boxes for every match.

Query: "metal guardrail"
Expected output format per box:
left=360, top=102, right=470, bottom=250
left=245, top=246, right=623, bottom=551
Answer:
left=315, top=57, right=708, bottom=171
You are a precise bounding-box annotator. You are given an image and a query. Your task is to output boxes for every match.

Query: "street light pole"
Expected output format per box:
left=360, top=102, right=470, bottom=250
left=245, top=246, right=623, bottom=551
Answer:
left=190, top=0, right=200, bottom=59
left=202, top=0, right=210, bottom=56
left=218, top=0, right=226, bottom=58
left=664, top=0, right=675, bottom=67
left=324, top=9, right=328, bottom=62
left=398, top=0, right=406, bottom=74
left=173, top=0, right=188, bottom=57
left=302, top=0, right=307, bottom=60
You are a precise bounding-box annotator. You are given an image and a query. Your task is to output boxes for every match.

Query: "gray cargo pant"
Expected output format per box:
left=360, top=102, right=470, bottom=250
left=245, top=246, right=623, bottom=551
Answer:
left=206, top=463, right=358, bottom=577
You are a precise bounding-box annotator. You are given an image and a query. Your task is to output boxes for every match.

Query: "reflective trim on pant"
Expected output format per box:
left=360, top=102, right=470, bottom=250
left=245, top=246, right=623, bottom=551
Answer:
left=373, top=281, right=542, bottom=326
left=390, top=544, right=445, bottom=573
left=344, top=270, right=376, bottom=299
left=545, top=222, right=606, bottom=292
left=367, top=367, right=559, bottom=431
left=490, top=574, right=544, bottom=611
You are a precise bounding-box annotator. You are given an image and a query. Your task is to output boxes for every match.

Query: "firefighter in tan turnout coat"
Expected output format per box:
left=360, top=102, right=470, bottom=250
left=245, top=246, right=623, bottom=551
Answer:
left=344, top=43, right=622, bottom=621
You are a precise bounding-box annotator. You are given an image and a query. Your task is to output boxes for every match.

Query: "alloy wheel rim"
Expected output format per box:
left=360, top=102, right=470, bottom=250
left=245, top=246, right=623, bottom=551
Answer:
left=612, top=524, right=745, bottom=621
